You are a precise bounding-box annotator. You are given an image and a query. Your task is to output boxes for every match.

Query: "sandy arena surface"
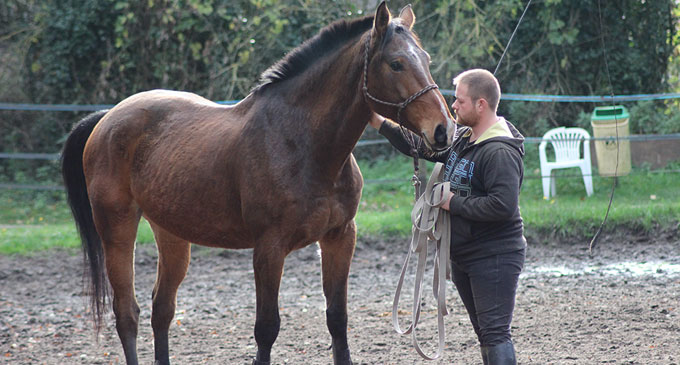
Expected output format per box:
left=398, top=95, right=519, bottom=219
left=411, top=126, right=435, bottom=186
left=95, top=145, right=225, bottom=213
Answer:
left=1, top=230, right=679, bottom=364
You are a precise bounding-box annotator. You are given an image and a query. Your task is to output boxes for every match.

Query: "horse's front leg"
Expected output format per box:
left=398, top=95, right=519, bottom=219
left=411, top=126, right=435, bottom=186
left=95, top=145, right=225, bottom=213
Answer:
left=252, top=243, right=286, bottom=365
left=319, top=221, right=357, bottom=365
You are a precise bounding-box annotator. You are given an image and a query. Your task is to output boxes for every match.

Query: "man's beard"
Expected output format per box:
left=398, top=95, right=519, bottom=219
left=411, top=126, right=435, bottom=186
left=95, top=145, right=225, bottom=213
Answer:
left=455, top=113, right=478, bottom=128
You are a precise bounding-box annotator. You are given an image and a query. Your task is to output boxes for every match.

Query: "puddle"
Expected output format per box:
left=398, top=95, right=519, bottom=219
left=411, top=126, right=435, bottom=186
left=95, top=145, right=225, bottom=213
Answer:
left=524, top=260, right=680, bottom=278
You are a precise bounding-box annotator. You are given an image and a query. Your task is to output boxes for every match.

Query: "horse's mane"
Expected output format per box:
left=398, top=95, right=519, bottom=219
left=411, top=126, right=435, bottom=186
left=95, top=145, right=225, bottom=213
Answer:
left=253, top=16, right=374, bottom=92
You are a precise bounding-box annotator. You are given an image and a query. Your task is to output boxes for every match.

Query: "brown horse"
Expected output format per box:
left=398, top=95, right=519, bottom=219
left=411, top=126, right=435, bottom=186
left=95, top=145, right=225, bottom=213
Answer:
left=61, top=2, right=454, bottom=364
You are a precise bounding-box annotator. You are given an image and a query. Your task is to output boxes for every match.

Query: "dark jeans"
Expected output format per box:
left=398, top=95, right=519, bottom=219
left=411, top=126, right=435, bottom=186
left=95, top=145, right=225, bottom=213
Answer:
left=451, top=248, right=525, bottom=346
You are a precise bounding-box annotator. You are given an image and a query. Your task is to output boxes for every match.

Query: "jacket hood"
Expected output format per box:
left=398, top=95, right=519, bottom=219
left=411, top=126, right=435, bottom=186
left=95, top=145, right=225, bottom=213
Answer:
left=459, top=117, right=525, bottom=157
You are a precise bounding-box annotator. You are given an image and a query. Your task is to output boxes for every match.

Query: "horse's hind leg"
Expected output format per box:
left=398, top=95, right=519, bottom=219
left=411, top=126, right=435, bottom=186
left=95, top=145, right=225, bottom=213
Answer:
left=148, top=223, right=191, bottom=365
left=252, top=242, right=286, bottom=365
left=319, top=221, right=357, bottom=365
left=90, top=196, right=142, bottom=365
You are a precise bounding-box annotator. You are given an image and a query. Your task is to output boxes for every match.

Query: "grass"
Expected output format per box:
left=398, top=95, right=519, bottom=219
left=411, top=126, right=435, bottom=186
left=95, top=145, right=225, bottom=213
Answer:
left=1, top=154, right=678, bottom=255
left=356, top=153, right=680, bottom=238
left=0, top=189, right=154, bottom=255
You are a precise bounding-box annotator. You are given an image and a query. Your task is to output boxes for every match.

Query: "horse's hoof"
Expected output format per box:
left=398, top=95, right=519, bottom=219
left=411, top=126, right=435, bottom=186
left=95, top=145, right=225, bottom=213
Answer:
left=332, top=345, right=352, bottom=365
left=252, top=360, right=270, bottom=365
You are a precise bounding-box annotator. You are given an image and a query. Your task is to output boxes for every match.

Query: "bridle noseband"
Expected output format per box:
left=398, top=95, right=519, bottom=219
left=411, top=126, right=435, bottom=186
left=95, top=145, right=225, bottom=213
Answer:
left=361, top=32, right=439, bottom=185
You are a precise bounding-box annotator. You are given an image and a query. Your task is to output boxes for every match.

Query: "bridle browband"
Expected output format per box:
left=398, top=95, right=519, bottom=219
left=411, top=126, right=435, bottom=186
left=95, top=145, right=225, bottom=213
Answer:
left=361, top=31, right=439, bottom=187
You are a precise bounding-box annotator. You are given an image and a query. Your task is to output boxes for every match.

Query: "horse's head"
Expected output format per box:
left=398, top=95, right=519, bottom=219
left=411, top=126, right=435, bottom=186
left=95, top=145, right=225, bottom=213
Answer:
left=364, top=2, right=455, bottom=151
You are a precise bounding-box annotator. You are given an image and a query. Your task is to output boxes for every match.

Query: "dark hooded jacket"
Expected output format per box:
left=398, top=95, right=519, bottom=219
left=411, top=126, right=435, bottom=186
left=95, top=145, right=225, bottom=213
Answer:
left=379, top=117, right=527, bottom=261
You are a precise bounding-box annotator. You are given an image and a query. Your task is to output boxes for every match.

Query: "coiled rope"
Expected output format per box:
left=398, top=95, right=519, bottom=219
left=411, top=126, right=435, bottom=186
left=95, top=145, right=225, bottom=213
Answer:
left=392, top=163, right=451, bottom=360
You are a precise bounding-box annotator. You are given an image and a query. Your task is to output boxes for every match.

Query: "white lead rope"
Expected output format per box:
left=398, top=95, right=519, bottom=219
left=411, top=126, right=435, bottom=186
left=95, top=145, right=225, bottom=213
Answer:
left=393, top=162, right=451, bottom=360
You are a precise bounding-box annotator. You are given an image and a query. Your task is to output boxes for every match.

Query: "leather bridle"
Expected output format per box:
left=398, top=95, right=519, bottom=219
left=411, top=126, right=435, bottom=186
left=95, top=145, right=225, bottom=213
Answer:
left=361, top=33, right=439, bottom=127
left=361, top=32, right=439, bottom=186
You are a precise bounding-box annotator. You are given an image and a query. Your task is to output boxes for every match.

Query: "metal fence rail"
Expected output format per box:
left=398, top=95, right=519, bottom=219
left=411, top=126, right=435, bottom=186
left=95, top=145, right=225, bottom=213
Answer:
left=2, top=91, right=680, bottom=112
left=0, top=153, right=60, bottom=160
left=4, top=133, right=679, bottom=161
left=2, top=95, right=679, bottom=190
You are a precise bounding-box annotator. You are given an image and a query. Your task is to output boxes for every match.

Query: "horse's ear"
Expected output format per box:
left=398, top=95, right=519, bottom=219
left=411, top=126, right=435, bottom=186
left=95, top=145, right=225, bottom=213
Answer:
left=399, top=4, right=415, bottom=30
left=373, top=1, right=391, bottom=40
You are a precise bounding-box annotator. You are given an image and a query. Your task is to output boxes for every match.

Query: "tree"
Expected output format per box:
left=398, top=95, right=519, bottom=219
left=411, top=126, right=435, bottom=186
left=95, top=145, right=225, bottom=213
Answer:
left=0, top=0, right=677, bottom=151
left=410, top=0, right=678, bottom=136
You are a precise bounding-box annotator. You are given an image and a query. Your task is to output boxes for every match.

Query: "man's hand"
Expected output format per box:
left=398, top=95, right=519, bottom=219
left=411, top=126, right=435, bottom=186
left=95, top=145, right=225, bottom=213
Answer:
left=368, top=113, right=385, bottom=130
left=440, top=191, right=454, bottom=211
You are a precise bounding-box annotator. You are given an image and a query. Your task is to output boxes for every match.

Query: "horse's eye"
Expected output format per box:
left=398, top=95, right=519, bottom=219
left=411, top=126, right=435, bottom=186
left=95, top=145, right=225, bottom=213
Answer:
left=389, top=61, right=403, bottom=72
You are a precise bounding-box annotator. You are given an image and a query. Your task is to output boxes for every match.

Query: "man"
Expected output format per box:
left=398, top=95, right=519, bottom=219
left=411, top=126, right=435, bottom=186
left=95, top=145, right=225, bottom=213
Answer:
left=368, top=69, right=526, bottom=364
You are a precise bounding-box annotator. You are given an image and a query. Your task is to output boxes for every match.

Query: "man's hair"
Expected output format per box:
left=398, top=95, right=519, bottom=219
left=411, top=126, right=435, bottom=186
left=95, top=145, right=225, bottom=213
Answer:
left=453, top=69, right=501, bottom=112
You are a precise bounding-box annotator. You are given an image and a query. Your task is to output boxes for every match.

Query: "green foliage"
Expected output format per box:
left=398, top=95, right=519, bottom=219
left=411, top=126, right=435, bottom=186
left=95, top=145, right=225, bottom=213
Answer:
left=0, top=221, right=155, bottom=255
left=571, top=100, right=680, bottom=135
left=7, top=1, right=678, bottom=105
left=0, top=1, right=678, bottom=195
left=24, top=1, right=117, bottom=103
left=409, top=0, right=677, bottom=137
left=1, top=0, right=363, bottom=161
left=628, top=100, right=680, bottom=134
left=21, top=0, right=361, bottom=104
left=505, top=101, right=553, bottom=137
left=1, top=0, right=678, bottom=153
left=0, top=157, right=62, bottom=190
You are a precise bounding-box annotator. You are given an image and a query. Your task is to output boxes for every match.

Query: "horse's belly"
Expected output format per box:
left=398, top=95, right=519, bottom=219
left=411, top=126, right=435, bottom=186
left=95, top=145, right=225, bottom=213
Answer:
left=134, top=178, right=253, bottom=248
left=142, top=208, right=254, bottom=249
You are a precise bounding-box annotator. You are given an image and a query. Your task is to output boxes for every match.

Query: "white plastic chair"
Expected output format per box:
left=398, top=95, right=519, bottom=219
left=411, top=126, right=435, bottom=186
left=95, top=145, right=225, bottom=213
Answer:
left=539, top=127, right=593, bottom=199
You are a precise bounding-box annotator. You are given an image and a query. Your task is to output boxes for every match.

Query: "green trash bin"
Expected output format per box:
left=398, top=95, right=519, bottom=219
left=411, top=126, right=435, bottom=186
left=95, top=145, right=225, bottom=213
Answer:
left=590, top=105, right=631, bottom=176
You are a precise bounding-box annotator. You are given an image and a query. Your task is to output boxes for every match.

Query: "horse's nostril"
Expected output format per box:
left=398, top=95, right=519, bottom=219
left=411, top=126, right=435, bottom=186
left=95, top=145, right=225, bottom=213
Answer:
left=434, top=124, right=447, bottom=144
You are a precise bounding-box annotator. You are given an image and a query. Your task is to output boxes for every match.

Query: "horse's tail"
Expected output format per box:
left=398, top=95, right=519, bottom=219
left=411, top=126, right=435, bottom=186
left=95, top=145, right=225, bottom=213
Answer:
left=61, top=109, right=109, bottom=332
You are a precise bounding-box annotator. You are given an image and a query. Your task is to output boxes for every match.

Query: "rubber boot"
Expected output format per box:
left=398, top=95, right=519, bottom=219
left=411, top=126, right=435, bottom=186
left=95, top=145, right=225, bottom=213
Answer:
left=485, top=341, right=516, bottom=365
left=481, top=345, right=490, bottom=365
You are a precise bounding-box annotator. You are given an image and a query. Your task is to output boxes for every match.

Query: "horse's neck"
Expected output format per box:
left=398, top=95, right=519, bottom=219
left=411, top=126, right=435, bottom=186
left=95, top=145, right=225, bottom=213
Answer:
left=275, top=40, right=370, bottom=177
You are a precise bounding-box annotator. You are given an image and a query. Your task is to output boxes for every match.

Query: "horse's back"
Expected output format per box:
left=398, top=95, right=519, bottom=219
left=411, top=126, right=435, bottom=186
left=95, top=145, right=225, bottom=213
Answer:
left=82, top=89, right=254, bottom=246
left=88, top=89, right=239, bottom=145
left=84, top=89, right=243, bottom=183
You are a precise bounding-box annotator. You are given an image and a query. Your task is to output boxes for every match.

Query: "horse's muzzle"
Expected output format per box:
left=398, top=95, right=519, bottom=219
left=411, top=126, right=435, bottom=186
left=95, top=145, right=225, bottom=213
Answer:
left=427, top=122, right=454, bottom=152
left=434, top=124, right=447, bottom=145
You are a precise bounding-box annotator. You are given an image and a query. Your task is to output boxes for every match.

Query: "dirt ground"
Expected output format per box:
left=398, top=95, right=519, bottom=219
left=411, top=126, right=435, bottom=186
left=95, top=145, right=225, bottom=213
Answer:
left=1, top=230, right=679, bottom=365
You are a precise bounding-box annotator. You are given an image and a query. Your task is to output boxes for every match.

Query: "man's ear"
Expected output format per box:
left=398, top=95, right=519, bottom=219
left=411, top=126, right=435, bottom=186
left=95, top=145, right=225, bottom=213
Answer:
left=477, top=98, right=487, bottom=112
left=399, top=4, right=415, bottom=30
left=373, top=1, right=391, bottom=41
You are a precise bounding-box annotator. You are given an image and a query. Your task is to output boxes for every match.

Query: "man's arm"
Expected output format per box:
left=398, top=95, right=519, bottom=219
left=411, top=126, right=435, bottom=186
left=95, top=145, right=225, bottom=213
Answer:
left=368, top=113, right=449, bottom=163
left=367, top=112, right=385, bottom=130
left=449, top=148, right=523, bottom=221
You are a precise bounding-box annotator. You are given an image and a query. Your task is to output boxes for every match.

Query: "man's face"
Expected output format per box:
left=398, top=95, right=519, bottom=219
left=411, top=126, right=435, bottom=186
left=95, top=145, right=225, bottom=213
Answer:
left=451, top=82, right=479, bottom=127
